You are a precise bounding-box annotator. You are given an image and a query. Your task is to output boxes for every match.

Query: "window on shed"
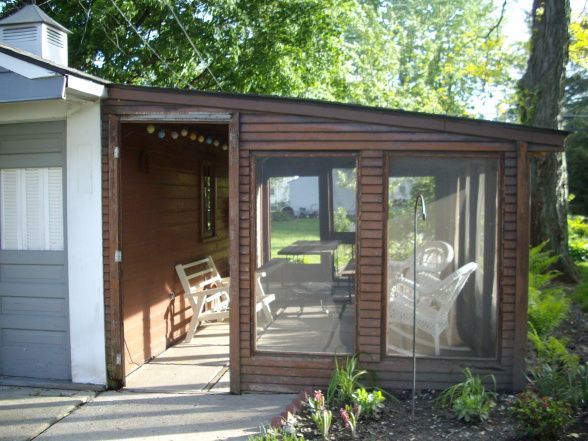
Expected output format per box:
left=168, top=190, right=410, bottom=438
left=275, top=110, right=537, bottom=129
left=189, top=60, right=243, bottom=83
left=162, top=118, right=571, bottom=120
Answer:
left=201, top=162, right=216, bottom=238
left=0, top=167, right=64, bottom=251
left=386, top=156, right=498, bottom=359
left=255, top=155, right=357, bottom=355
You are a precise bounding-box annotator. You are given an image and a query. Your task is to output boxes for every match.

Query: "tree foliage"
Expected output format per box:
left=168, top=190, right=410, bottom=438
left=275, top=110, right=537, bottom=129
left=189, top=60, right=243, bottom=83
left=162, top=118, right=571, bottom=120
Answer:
left=0, top=0, right=515, bottom=117
left=565, top=18, right=588, bottom=215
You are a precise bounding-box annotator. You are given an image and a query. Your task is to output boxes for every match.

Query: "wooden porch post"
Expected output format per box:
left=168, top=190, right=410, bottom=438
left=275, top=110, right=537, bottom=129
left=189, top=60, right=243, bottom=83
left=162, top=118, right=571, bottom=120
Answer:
left=513, top=141, right=530, bottom=390
left=229, top=112, right=241, bottom=394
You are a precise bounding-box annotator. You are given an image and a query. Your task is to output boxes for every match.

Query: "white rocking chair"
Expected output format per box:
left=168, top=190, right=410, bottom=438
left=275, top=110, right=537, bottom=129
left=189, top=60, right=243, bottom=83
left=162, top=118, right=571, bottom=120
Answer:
left=175, top=257, right=230, bottom=342
left=388, top=261, right=477, bottom=356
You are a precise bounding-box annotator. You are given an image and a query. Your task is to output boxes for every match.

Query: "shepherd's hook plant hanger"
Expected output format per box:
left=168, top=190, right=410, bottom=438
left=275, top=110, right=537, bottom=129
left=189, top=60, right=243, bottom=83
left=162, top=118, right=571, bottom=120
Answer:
left=412, top=194, right=427, bottom=417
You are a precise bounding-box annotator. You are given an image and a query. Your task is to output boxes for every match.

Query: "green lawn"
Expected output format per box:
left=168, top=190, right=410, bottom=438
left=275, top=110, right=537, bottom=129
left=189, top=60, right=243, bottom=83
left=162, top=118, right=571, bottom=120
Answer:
left=270, top=218, right=354, bottom=269
left=271, top=218, right=320, bottom=263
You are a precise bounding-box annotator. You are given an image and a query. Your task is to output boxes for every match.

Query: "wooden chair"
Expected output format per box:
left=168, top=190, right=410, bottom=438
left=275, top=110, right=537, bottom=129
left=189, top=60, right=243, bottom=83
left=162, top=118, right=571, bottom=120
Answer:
left=255, top=269, right=277, bottom=325
left=175, top=257, right=230, bottom=342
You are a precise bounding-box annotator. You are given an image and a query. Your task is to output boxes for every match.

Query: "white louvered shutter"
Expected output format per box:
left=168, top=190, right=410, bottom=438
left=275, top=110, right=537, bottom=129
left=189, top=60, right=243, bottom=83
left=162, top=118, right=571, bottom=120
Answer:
left=0, top=169, right=20, bottom=249
left=0, top=168, right=63, bottom=250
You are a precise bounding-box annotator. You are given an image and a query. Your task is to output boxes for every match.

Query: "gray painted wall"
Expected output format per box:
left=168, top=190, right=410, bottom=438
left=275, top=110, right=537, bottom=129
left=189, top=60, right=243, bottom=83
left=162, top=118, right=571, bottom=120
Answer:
left=0, top=121, right=69, bottom=380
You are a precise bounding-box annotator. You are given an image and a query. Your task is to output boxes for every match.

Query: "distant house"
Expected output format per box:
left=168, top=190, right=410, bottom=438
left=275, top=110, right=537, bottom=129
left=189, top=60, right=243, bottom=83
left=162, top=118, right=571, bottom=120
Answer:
left=0, top=4, right=567, bottom=392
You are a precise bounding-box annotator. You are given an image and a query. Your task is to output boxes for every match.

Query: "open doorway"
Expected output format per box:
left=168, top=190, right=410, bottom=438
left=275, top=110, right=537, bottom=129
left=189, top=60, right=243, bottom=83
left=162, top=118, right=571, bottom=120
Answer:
left=118, top=121, right=231, bottom=393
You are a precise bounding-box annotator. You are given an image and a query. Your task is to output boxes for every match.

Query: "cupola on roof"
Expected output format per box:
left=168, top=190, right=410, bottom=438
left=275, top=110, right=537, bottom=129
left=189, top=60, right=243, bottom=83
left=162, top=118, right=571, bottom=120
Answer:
left=0, top=3, right=70, bottom=34
left=0, top=2, right=70, bottom=66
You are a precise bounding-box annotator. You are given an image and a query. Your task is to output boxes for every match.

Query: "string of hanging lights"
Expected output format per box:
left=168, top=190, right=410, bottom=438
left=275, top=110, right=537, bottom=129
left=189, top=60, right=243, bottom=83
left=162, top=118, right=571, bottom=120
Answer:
left=145, top=124, right=228, bottom=150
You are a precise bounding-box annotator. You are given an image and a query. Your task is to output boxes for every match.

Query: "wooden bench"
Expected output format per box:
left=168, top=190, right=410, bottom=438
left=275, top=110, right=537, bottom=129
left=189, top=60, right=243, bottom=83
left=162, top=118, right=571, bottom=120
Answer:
left=175, top=257, right=230, bottom=342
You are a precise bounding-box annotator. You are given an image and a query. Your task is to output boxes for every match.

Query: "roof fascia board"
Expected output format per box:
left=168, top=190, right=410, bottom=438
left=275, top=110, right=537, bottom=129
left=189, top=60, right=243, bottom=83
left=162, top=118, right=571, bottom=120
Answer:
left=66, top=75, right=106, bottom=99
left=106, top=86, right=566, bottom=149
left=0, top=51, right=58, bottom=79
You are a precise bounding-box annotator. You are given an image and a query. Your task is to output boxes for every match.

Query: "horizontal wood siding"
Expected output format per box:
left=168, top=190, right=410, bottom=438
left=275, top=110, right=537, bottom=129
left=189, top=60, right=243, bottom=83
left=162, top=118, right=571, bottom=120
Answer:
left=101, top=97, right=530, bottom=391
left=120, top=126, right=229, bottom=375
left=238, top=112, right=516, bottom=392
left=357, top=151, right=385, bottom=363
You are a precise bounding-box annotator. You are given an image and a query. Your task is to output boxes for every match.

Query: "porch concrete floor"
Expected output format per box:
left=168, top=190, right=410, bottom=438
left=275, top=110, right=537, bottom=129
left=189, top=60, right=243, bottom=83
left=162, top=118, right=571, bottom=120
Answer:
left=125, top=322, right=230, bottom=394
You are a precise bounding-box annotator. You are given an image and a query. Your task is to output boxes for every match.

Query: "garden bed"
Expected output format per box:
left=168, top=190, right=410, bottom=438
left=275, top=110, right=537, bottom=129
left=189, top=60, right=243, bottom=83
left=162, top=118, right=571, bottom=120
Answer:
left=276, top=386, right=588, bottom=441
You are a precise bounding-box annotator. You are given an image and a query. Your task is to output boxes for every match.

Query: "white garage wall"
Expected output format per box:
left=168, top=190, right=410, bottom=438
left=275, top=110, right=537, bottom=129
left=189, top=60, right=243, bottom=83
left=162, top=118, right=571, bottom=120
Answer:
left=0, top=99, right=107, bottom=386
left=66, top=100, right=106, bottom=385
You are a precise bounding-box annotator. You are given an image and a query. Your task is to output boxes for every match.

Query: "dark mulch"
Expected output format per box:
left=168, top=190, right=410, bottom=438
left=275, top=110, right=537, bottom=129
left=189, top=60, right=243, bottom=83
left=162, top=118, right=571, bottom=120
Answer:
left=286, top=391, right=588, bottom=440
left=281, top=300, right=588, bottom=440
left=287, top=391, right=520, bottom=440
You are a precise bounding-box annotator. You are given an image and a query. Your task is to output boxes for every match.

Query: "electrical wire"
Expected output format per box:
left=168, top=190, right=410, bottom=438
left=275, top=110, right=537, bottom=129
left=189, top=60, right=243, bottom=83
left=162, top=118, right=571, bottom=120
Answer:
left=109, top=0, right=191, bottom=88
left=164, top=0, right=222, bottom=90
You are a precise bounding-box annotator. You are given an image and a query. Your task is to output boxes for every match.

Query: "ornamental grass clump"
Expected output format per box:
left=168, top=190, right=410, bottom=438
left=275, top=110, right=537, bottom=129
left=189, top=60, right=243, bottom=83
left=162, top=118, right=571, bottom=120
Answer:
left=437, top=368, right=497, bottom=423
left=326, top=355, right=367, bottom=405
left=306, top=390, right=332, bottom=440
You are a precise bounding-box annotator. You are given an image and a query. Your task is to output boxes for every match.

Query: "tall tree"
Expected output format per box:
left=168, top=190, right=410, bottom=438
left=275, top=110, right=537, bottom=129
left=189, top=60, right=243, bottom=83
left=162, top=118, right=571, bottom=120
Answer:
left=517, top=0, right=578, bottom=280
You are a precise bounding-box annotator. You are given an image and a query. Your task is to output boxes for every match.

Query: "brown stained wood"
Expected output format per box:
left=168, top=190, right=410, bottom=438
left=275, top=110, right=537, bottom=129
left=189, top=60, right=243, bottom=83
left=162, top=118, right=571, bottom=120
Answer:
left=240, top=131, right=499, bottom=142
left=106, top=114, right=124, bottom=388
left=118, top=122, right=230, bottom=376
left=513, top=143, right=530, bottom=390
left=98, top=92, right=559, bottom=393
left=356, top=152, right=385, bottom=363
left=241, top=141, right=514, bottom=152
left=242, top=122, right=397, bottom=133
left=108, top=86, right=566, bottom=148
left=240, top=365, right=333, bottom=378
left=229, top=113, right=241, bottom=394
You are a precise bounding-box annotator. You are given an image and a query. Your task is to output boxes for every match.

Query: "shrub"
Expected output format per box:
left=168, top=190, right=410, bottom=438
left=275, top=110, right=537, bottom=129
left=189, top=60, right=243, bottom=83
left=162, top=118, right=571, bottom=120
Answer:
left=326, top=356, right=367, bottom=405
left=527, top=328, right=587, bottom=410
left=351, top=387, right=386, bottom=417
left=511, top=390, right=573, bottom=439
left=528, top=242, right=570, bottom=335
left=437, top=368, right=496, bottom=423
left=271, top=211, right=294, bottom=222
left=573, top=262, right=588, bottom=312
left=568, top=216, right=588, bottom=263
left=567, top=363, right=588, bottom=410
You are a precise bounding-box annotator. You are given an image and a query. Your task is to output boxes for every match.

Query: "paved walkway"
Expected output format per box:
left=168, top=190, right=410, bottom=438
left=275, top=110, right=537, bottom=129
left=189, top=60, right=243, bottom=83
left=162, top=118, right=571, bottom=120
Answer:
left=1, top=324, right=294, bottom=440
left=0, top=386, right=293, bottom=441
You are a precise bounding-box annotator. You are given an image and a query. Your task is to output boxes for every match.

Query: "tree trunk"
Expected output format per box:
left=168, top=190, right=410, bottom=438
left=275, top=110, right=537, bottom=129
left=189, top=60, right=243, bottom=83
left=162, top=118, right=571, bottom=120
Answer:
left=518, top=0, right=579, bottom=281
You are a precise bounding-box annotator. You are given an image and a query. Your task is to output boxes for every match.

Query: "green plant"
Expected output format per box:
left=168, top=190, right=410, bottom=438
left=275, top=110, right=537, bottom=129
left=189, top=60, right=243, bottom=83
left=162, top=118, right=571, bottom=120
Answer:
left=248, top=426, right=304, bottom=441
left=528, top=328, right=579, bottom=369
left=333, top=206, right=353, bottom=232
left=567, top=363, right=588, bottom=410
left=528, top=242, right=570, bottom=335
left=568, top=215, right=588, bottom=262
left=511, top=389, right=573, bottom=439
left=326, top=356, right=367, bottom=405
left=351, top=387, right=386, bottom=417
left=437, top=368, right=496, bottom=423
left=307, top=390, right=332, bottom=440
left=339, top=404, right=360, bottom=438
left=573, top=262, right=588, bottom=311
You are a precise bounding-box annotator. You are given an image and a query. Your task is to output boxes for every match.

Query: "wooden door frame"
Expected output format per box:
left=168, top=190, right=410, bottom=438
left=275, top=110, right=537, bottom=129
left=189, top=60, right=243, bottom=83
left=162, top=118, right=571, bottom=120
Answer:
left=104, top=110, right=237, bottom=389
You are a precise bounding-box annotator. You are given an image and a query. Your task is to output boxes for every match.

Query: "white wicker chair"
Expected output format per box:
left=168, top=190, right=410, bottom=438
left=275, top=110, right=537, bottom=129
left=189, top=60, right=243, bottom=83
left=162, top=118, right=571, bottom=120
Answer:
left=388, top=262, right=477, bottom=355
left=388, top=240, right=454, bottom=295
